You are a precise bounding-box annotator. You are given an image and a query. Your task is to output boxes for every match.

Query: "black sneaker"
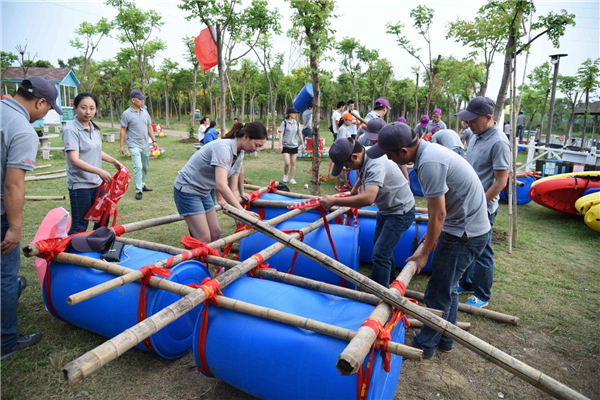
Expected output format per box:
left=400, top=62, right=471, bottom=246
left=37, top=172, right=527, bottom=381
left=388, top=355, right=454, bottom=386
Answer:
left=17, top=275, right=27, bottom=304
left=135, top=192, right=143, bottom=200
left=0, top=332, right=43, bottom=360
left=437, top=344, right=453, bottom=354
left=142, top=186, right=153, bottom=192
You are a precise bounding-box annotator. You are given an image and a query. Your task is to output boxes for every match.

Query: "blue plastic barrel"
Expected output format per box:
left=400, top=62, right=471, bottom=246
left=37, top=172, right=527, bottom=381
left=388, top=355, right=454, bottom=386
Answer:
left=347, top=169, right=358, bottom=187
left=239, top=220, right=360, bottom=288
left=293, top=83, right=315, bottom=113
left=358, top=206, right=433, bottom=273
left=249, top=192, right=326, bottom=223
left=500, top=175, right=536, bottom=204
left=408, top=169, right=424, bottom=197
left=43, top=246, right=211, bottom=358
left=193, top=276, right=404, bottom=399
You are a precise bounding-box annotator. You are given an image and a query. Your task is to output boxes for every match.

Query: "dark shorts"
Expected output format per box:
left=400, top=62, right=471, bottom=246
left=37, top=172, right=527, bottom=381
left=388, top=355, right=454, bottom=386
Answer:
left=282, top=146, right=299, bottom=155
left=173, top=186, right=215, bottom=216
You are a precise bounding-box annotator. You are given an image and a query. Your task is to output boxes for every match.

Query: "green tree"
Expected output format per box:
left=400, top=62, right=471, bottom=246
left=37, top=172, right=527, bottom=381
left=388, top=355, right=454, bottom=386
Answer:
left=1, top=51, right=18, bottom=80
left=336, top=37, right=364, bottom=109
left=70, top=17, right=112, bottom=91
left=239, top=59, right=259, bottom=123
left=23, top=59, right=54, bottom=68
left=558, top=75, right=582, bottom=143
left=526, top=62, right=552, bottom=133
left=577, top=58, right=600, bottom=140
left=183, top=35, right=200, bottom=134
left=159, top=58, right=179, bottom=129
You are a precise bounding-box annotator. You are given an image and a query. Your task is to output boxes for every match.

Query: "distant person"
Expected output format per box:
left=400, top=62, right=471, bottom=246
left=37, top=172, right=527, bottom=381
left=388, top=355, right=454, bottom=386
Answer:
left=278, top=107, right=304, bottom=185
left=173, top=123, right=266, bottom=242
left=534, top=124, right=541, bottom=143
left=431, top=129, right=465, bottom=157
left=516, top=112, right=526, bottom=141
left=1, top=76, right=61, bottom=359
left=459, top=120, right=473, bottom=145
left=347, top=99, right=361, bottom=135
left=503, top=122, right=511, bottom=139
left=456, top=96, right=510, bottom=309
left=337, top=112, right=357, bottom=140
left=302, top=103, right=313, bottom=141
left=356, top=98, right=390, bottom=138
left=233, top=118, right=239, bottom=125
left=358, top=118, right=386, bottom=147
left=331, top=101, right=346, bottom=141
left=198, top=117, right=210, bottom=143
left=119, top=89, right=158, bottom=200
left=415, top=115, right=429, bottom=138
left=321, top=132, right=416, bottom=287
left=62, top=92, right=123, bottom=234
left=204, top=121, right=219, bottom=144
left=397, top=117, right=407, bottom=123
left=426, top=108, right=447, bottom=133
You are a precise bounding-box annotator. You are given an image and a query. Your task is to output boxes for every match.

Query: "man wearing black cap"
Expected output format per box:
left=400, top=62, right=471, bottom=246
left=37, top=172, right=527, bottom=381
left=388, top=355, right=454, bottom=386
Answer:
left=1, top=76, right=61, bottom=359
left=367, top=121, right=491, bottom=359
left=320, top=136, right=415, bottom=287
left=119, top=89, right=157, bottom=200
left=455, top=96, right=510, bottom=308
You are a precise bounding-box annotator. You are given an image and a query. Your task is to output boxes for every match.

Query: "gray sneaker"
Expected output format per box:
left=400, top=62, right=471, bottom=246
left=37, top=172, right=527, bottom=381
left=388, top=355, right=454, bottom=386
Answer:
left=0, top=332, right=43, bottom=361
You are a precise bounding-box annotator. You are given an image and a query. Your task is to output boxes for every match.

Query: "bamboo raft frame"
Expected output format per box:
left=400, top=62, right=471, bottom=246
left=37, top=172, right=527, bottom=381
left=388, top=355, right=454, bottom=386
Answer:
left=25, top=195, right=66, bottom=201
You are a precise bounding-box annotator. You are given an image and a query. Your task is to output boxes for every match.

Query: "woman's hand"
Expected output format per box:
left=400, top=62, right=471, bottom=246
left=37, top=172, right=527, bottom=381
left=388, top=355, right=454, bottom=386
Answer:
left=244, top=209, right=260, bottom=219
left=112, top=160, right=124, bottom=170
left=241, top=192, right=251, bottom=203
left=98, top=169, right=113, bottom=184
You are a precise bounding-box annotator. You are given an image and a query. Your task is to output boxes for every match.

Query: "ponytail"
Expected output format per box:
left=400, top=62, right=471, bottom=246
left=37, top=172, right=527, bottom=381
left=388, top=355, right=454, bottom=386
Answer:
left=223, top=121, right=268, bottom=140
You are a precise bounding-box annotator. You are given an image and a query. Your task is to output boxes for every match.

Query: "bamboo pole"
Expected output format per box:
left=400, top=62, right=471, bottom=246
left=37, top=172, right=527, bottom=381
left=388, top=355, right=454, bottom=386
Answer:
left=25, top=172, right=67, bottom=182
left=404, top=289, right=520, bottom=325
left=245, top=184, right=320, bottom=199
left=33, top=164, right=52, bottom=170
left=25, top=195, right=66, bottom=201
left=222, top=205, right=589, bottom=400
left=31, top=169, right=66, bottom=176
left=65, top=205, right=315, bottom=305
left=60, top=206, right=350, bottom=385
left=407, top=320, right=470, bottom=331
left=337, top=243, right=424, bottom=375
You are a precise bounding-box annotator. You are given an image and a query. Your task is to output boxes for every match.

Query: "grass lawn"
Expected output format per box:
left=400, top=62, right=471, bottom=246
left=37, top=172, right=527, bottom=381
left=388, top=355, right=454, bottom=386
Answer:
left=2, top=134, right=599, bottom=399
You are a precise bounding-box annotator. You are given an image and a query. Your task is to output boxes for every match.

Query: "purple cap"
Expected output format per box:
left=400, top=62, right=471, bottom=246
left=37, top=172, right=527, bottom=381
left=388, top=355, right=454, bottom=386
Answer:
left=419, top=115, right=430, bottom=128
left=71, top=227, right=115, bottom=253
left=130, top=89, right=146, bottom=100
left=433, top=108, right=442, bottom=116
left=363, top=118, right=385, bottom=141
left=397, top=117, right=407, bottom=123
left=366, top=122, right=417, bottom=159
left=374, top=98, right=391, bottom=109
left=329, top=138, right=355, bottom=177
left=19, top=77, right=63, bottom=115
left=455, top=96, right=495, bottom=121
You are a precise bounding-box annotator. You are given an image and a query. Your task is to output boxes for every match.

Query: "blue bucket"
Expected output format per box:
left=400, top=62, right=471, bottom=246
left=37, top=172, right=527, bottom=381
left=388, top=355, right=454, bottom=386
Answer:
left=43, top=246, right=211, bottom=358
left=500, top=175, right=536, bottom=205
left=347, top=169, right=358, bottom=187
left=408, top=169, right=423, bottom=197
left=293, top=83, right=315, bottom=113
left=193, top=276, right=405, bottom=399
left=239, top=220, right=360, bottom=289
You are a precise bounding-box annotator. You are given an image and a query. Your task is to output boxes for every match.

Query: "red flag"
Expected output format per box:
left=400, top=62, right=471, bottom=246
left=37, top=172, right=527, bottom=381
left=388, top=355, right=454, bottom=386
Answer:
left=194, top=26, right=218, bottom=71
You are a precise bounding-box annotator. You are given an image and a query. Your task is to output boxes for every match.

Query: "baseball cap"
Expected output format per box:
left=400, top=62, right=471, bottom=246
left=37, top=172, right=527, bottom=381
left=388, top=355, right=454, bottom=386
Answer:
left=19, top=77, right=63, bottom=115
left=130, top=89, right=147, bottom=100
left=341, top=112, right=356, bottom=121
left=286, top=106, right=298, bottom=115
left=432, top=108, right=442, bottom=116
left=329, top=137, right=356, bottom=177
left=419, top=115, right=430, bottom=128
left=367, top=122, right=417, bottom=159
left=397, top=117, right=407, bottom=123
left=71, top=227, right=116, bottom=253
left=455, top=96, right=495, bottom=121
left=374, top=98, right=390, bottom=109
left=363, top=118, right=385, bottom=141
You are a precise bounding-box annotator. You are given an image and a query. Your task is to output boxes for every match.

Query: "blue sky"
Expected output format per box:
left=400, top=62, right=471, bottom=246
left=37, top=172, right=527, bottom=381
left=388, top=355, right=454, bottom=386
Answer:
left=2, top=0, right=599, bottom=102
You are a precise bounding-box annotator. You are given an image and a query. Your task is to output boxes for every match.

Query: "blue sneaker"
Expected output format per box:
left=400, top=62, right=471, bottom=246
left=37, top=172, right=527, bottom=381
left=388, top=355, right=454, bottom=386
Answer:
left=465, top=295, right=488, bottom=308
left=457, top=285, right=473, bottom=294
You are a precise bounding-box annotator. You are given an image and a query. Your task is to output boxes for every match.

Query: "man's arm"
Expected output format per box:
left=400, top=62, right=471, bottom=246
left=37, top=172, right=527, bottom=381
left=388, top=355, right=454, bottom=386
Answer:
left=119, top=126, right=127, bottom=155
left=486, top=169, right=509, bottom=204
left=407, top=195, right=446, bottom=273
left=1, top=168, right=26, bottom=254
left=320, top=184, right=378, bottom=210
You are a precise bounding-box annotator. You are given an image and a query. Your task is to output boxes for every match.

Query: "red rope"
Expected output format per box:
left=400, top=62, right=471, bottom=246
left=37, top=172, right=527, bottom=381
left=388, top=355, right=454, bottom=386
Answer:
left=181, top=235, right=220, bottom=263
left=222, top=224, right=252, bottom=259
left=318, top=207, right=348, bottom=288
left=137, top=265, right=172, bottom=352
left=280, top=230, right=304, bottom=275
left=249, top=253, right=270, bottom=277
left=195, top=277, right=223, bottom=376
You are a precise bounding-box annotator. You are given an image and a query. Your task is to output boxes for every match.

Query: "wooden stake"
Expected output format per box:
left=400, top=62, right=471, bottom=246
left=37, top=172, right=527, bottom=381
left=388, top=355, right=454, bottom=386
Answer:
left=337, top=243, right=424, bottom=375
left=223, top=205, right=588, bottom=400
left=33, top=164, right=53, bottom=170
left=25, top=195, right=65, bottom=201
left=60, top=206, right=350, bottom=385
left=30, top=169, right=66, bottom=176
left=25, top=172, right=67, bottom=182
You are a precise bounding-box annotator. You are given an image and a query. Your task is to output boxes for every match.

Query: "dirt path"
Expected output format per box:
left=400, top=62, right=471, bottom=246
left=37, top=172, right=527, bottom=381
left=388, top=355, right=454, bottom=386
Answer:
left=94, top=121, right=190, bottom=138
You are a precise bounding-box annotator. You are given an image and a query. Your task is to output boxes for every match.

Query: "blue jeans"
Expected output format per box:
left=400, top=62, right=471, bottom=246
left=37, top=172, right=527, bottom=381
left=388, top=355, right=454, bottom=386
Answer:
left=68, top=186, right=106, bottom=235
left=129, top=146, right=149, bottom=193
left=516, top=125, right=524, bottom=141
left=371, top=207, right=416, bottom=286
left=459, top=210, right=497, bottom=302
left=453, top=148, right=465, bottom=157
left=412, top=229, right=490, bottom=355
left=1, top=214, right=21, bottom=354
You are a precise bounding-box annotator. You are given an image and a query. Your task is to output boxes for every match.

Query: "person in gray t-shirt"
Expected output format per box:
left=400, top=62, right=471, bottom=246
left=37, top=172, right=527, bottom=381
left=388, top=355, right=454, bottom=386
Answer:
left=173, top=122, right=267, bottom=243
left=456, top=96, right=510, bottom=308
left=459, top=121, right=473, bottom=144
left=431, top=129, right=465, bottom=157
left=321, top=137, right=415, bottom=287
left=278, top=107, right=304, bottom=185
left=302, top=104, right=313, bottom=140
left=366, top=121, right=491, bottom=357
left=119, top=89, right=158, bottom=200
left=62, top=92, right=123, bottom=234
left=1, top=76, right=61, bottom=358
left=426, top=108, right=447, bottom=133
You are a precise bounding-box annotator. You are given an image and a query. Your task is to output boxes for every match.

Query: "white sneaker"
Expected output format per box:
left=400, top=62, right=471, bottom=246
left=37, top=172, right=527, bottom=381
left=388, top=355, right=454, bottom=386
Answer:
left=283, top=175, right=288, bottom=183
left=290, top=178, right=297, bottom=185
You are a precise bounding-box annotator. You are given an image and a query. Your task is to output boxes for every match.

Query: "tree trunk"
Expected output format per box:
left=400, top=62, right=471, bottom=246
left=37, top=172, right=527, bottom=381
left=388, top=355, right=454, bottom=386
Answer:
left=582, top=90, right=590, bottom=143
left=566, top=110, right=575, bottom=144
left=413, top=72, right=419, bottom=126
left=309, top=51, right=321, bottom=196
left=539, top=89, right=550, bottom=134
left=455, top=98, right=462, bottom=131
left=424, top=55, right=442, bottom=116
left=109, top=89, right=114, bottom=129
left=494, top=33, right=516, bottom=122
left=351, top=74, right=359, bottom=111
left=241, top=76, right=247, bottom=123
left=215, top=24, right=227, bottom=135
left=190, top=64, right=198, bottom=130
left=165, top=83, right=170, bottom=129
left=526, top=111, right=536, bottom=141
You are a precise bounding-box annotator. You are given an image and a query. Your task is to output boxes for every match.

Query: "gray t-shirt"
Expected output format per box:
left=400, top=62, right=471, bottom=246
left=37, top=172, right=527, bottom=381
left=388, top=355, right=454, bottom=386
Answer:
left=431, top=129, right=464, bottom=151
left=120, top=106, right=152, bottom=149
left=357, top=110, right=380, bottom=137
left=517, top=114, right=526, bottom=127
left=279, top=120, right=301, bottom=149
left=414, top=140, right=490, bottom=238
left=414, top=124, right=427, bottom=137
left=461, top=127, right=473, bottom=143
left=426, top=120, right=447, bottom=133
left=174, top=138, right=244, bottom=197
left=466, top=124, right=511, bottom=214
left=359, top=154, right=415, bottom=215
left=357, top=134, right=373, bottom=147
left=1, top=97, right=39, bottom=216
left=63, top=119, right=103, bottom=189
left=302, top=110, right=313, bottom=129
